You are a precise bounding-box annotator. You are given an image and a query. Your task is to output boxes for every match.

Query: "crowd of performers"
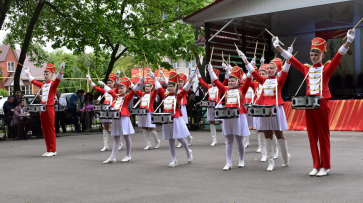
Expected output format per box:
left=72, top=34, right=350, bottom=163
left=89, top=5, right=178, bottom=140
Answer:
left=23, top=29, right=355, bottom=177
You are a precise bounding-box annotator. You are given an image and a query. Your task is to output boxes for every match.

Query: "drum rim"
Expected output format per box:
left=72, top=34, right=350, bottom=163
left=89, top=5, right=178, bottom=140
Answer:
left=292, top=95, right=320, bottom=98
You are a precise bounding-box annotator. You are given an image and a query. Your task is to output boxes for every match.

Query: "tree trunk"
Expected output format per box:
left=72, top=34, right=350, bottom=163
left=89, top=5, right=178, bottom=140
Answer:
left=13, top=0, right=45, bottom=95
left=0, top=0, right=11, bottom=30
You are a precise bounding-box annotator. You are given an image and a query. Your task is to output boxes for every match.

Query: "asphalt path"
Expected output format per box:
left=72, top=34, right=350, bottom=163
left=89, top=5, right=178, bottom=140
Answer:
left=0, top=127, right=362, bottom=203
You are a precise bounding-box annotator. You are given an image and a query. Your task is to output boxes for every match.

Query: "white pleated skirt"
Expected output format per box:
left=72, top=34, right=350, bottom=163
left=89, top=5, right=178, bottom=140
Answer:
left=137, top=112, right=156, bottom=128
left=180, top=105, right=188, bottom=124
left=162, top=117, right=190, bottom=140
left=246, top=114, right=254, bottom=128
left=207, top=104, right=222, bottom=122
left=111, top=116, right=135, bottom=136
left=253, top=117, right=260, bottom=130
left=259, top=105, right=288, bottom=131
left=222, top=113, right=250, bottom=137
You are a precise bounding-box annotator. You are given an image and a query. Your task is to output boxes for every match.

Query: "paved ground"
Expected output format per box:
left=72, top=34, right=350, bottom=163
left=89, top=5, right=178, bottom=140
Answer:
left=0, top=127, right=363, bottom=203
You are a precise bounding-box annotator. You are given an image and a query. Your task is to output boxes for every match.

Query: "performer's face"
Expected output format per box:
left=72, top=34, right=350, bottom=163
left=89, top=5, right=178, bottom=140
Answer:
left=118, top=85, right=126, bottom=94
left=44, top=71, right=52, bottom=81
left=145, top=84, right=153, bottom=92
left=259, top=71, right=268, bottom=78
left=266, top=64, right=277, bottom=77
left=178, top=80, right=184, bottom=88
left=310, top=51, right=324, bottom=64
left=107, top=81, right=114, bottom=88
left=167, top=84, right=177, bottom=93
left=228, top=77, right=238, bottom=88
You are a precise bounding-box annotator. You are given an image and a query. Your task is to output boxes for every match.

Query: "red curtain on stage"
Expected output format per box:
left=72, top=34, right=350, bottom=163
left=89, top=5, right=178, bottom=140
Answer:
left=283, top=100, right=363, bottom=131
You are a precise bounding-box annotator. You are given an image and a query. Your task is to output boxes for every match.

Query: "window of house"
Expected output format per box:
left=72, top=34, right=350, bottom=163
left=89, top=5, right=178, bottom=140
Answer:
left=172, top=61, right=179, bottom=69
left=8, top=86, right=14, bottom=94
left=186, top=60, right=196, bottom=68
left=25, top=85, right=32, bottom=95
left=7, top=62, right=15, bottom=72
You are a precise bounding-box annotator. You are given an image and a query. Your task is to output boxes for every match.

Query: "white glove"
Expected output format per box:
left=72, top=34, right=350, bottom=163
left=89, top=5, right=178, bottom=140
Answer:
left=86, top=74, right=92, bottom=82
left=251, top=57, right=256, bottom=67
left=227, top=64, right=233, bottom=71
left=98, top=81, right=105, bottom=87
left=347, top=29, right=355, bottom=42
left=130, top=82, right=135, bottom=89
left=237, top=49, right=247, bottom=60
left=116, top=69, right=121, bottom=77
left=139, top=76, right=145, bottom=84
left=225, top=69, right=231, bottom=79
left=196, top=68, right=202, bottom=78
left=188, top=63, right=192, bottom=70
left=260, top=56, right=265, bottom=65
left=190, top=72, right=197, bottom=80
left=159, top=69, right=164, bottom=77
left=287, top=46, right=293, bottom=54
left=23, top=66, right=30, bottom=74
left=272, top=36, right=280, bottom=48
left=60, top=62, right=65, bottom=69
left=148, top=71, right=155, bottom=79
left=207, top=63, right=213, bottom=72
left=222, top=62, right=228, bottom=70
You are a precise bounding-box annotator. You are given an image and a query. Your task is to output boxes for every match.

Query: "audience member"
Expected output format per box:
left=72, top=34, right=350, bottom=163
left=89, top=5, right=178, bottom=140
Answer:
left=11, top=100, right=32, bottom=139
left=55, top=91, right=67, bottom=133
left=12, top=91, right=22, bottom=107
left=81, top=92, right=94, bottom=132
left=68, top=89, right=85, bottom=132
left=3, top=96, right=14, bottom=118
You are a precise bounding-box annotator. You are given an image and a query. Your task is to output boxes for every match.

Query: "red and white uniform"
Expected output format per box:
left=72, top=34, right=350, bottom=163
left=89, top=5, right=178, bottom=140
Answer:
left=137, top=89, right=158, bottom=128
left=198, top=77, right=223, bottom=122
left=29, top=71, right=63, bottom=153
left=281, top=43, right=349, bottom=170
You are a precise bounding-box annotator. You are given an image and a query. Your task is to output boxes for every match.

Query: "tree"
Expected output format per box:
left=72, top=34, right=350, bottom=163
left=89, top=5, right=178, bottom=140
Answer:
left=0, top=0, right=11, bottom=30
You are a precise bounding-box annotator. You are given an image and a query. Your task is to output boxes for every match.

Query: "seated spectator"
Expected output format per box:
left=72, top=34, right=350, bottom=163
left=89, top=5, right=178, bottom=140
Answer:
left=3, top=96, right=14, bottom=118
left=12, top=91, right=22, bottom=107
left=11, top=100, right=32, bottom=139
left=81, top=92, right=94, bottom=132
left=68, top=89, right=85, bottom=132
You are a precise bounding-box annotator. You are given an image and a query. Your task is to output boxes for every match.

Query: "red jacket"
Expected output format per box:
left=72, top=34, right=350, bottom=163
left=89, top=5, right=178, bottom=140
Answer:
left=108, top=89, right=135, bottom=117
left=244, top=81, right=258, bottom=103
left=93, top=84, right=142, bottom=104
left=198, top=78, right=223, bottom=104
left=158, top=88, right=189, bottom=118
left=177, top=88, right=189, bottom=106
left=214, top=77, right=251, bottom=114
left=252, top=69, right=288, bottom=106
left=32, top=78, right=61, bottom=106
left=288, top=51, right=343, bottom=100
left=139, top=89, right=158, bottom=113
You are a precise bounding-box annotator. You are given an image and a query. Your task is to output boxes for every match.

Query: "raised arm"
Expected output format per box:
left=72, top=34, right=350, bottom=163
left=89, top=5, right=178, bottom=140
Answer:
left=207, top=64, right=228, bottom=93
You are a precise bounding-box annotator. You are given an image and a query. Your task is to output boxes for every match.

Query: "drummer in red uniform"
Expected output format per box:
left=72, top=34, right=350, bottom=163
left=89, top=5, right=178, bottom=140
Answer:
left=274, top=29, right=355, bottom=176
left=24, top=63, right=65, bottom=157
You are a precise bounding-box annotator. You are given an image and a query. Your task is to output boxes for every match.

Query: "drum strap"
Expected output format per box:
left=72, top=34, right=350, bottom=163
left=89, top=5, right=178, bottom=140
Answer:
left=154, top=99, right=165, bottom=113
left=133, top=98, right=141, bottom=108
left=295, top=69, right=311, bottom=97
left=275, top=81, right=278, bottom=108
left=30, top=87, right=42, bottom=105
left=294, top=66, right=323, bottom=98
left=106, top=100, right=117, bottom=110
left=216, top=92, right=226, bottom=107
left=173, top=97, right=177, bottom=114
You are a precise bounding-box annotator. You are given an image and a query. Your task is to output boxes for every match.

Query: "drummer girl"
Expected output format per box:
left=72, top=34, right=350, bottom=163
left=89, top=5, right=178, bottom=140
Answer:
left=206, top=64, right=251, bottom=171
left=176, top=73, right=193, bottom=147
left=273, top=29, right=355, bottom=176
left=197, top=68, right=223, bottom=146
left=153, top=71, right=195, bottom=167
left=101, top=77, right=144, bottom=164
left=237, top=49, right=291, bottom=171
left=136, top=77, right=161, bottom=150
left=87, top=72, right=123, bottom=152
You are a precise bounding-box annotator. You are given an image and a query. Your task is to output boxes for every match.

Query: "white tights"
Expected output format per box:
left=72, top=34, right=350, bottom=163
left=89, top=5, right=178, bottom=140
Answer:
left=225, top=134, right=245, bottom=164
left=169, top=138, right=191, bottom=161
left=110, top=135, right=131, bottom=159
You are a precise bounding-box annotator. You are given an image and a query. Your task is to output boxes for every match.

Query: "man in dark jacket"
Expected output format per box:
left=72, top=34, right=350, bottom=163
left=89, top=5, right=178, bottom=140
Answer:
left=67, top=89, right=85, bottom=132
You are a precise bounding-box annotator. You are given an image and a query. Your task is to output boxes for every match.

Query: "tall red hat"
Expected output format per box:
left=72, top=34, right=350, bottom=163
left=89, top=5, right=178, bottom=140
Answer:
left=259, top=64, right=268, bottom=71
left=108, top=73, right=117, bottom=82
left=45, top=64, right=55, bottom=74
left=168, top=71, right=180, bottom=84
left=118, top=77, right=131, bottom=88
left=213, top=69, right=220, bottom=77
left=269, top=58, right=283, bottom=72
left=144, top=78, right=154, bottom=87
left=311, top=37, right=327, bottom=52
left=230, top=66, right=243, bottom=80
left=178, top=73, right=187, bottom=82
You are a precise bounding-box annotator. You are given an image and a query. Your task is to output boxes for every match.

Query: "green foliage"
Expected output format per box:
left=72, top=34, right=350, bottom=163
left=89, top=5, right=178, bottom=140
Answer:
left=0, top=88, right=9, bottom=96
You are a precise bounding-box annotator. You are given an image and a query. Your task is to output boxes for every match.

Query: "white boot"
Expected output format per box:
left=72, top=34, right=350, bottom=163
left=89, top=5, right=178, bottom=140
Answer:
left=142, top=129, right=152, bottom=150
left=256, top=131, right=261, bottom=152
left=277, top=139, right=291, bottom=167
left=176, top=142, right=182, bottom=148
left=119, top=138, right=123, bottom=150
left=150, top=130, right=161, bottom=149
left=259, top=134, right=267, bottom=162
left=272, top=134, right=279, bottom=159
left=210, top=124, right=217, bottom=146
left=187, top=136, right=193, bottom=146
left=266, top=139, right=275, bottom=171
left=100, top=129, right=109, bottom=152
left=244, top=136, right=250, bottom=148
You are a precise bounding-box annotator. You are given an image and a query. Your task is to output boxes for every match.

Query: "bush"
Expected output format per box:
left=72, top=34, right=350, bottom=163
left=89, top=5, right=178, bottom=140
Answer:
left=0, top=89, right=9, bottom=96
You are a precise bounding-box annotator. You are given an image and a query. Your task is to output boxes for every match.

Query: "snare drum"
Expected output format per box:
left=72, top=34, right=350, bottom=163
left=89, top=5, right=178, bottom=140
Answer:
left=214, top=107, right=239, bottom=119
left=54, top=105, right=66, bottom=112
left=27, top=104, right=46, bottom=113
left=292, top=95, right=320, bottom=110
left=247, top=105, right=276, bottom=117
left=200, top=100, right=216, bottom=108
left=99, top=110, right=121, bottom=119
left=94, top=104, right=109, bottom=111
left=131, top=108, right=148, bottom=115
left=151, top=113, right=174, bottom=124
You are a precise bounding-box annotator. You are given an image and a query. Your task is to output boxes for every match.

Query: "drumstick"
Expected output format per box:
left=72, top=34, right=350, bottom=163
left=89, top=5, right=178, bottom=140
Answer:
left=265, top=28, right=284, bottom=46
left=18, top=63, right=33, bottom=73
left=254, top=40, right=258, bottom=58
left=228, top=54, right=230, bottom=65
left=233, top=62, right=239, bottom=67
left=291, top=37, right=297, bottom=46
left=95, top=72, right=100, bottom=81
left=262, top=44, right=265, bottom=56
left=234, top=43, right=239, bottom=50
left=209, top=47, right=214, bottom=64
left=343, top=17, right=363, bottom=40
